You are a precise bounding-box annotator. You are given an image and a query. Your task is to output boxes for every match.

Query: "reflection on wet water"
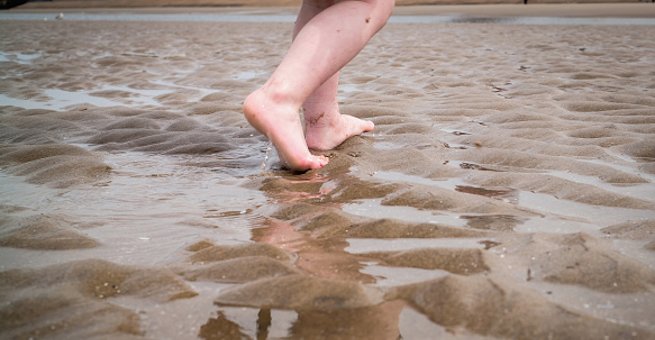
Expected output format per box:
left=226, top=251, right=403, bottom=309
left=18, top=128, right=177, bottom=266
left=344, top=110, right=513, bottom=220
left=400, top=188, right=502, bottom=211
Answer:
left=200, top=303, right=455, bottom=339
left=202, top=301, right=406, bottom=340
left=200, top=307, right=296, bottom=339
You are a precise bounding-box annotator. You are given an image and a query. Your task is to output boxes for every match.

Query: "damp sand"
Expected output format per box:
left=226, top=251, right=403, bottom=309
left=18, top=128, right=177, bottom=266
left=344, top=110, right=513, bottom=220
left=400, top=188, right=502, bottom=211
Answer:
left=1, top=7, right=655, bottom=339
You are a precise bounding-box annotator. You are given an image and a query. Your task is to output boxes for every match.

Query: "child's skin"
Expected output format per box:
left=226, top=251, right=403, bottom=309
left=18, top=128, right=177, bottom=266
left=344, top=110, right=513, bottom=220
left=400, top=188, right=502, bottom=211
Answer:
left=243, top=0, right=394, bottom=171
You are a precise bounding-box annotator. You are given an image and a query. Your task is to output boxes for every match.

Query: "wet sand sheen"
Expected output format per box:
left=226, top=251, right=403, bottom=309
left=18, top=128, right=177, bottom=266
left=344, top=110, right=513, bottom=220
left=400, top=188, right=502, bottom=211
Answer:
left=1, top=8, right=655, bottom=339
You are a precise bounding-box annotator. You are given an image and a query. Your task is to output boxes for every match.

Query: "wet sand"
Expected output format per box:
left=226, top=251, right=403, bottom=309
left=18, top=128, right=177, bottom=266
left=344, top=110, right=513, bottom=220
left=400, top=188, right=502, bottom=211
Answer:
left=1, top=6, right=655, bottom=339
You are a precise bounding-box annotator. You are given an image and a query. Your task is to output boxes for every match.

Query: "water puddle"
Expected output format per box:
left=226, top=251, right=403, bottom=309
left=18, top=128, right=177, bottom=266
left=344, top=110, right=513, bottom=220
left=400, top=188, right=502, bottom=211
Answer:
left=372, top=140, right=406, bottom=150
left=373, top=170, right=516, bottom=202
left=439, top=127, right=472, bottom=136
left=543, top=169, right=654, bottom=202
left=149, top=79, right=214, bottom=95
left=612, top=239, right=655, bottom=271
left=45, top=88, right=124, bottom=108
left=0, top=51, right=41, bottom=64
left=0, top=93, right=58, bottom=110
left=580, top=156, right=655, bottom=183
left=359, top=262, right=450, bottom=287
left=518, top=191, right=655, bottom=226
left=345, top=237, right=487, bottom=254
left=516, top=216, right=600, bottom=234
left=343, top=198, right=467, bottom=227
left=0, top=85, right=174, bottom=110
left=398, top=306, right=452, bottom=338
left=373, top=170, right=465, bottom=190
left=514, top=191, right=655, bottom=234
left=527, top=280, right=655, bottom=332
left=603, top=148, right=642, bottom=164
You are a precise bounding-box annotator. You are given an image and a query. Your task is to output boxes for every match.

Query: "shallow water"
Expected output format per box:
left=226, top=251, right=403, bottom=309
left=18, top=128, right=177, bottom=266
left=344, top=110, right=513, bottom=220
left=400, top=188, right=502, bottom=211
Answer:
left=0, top=149, right=269, bottom=270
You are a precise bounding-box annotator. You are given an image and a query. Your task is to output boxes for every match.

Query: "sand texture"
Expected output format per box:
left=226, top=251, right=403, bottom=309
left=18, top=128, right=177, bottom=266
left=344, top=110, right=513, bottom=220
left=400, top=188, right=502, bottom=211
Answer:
left=1, top=8, right=655, bottom=339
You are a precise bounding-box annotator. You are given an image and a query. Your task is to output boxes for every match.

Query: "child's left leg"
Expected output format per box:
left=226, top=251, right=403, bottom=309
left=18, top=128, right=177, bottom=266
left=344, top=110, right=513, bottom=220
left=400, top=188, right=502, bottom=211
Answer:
left=303, top=72, right=375, bottom=151
left=296, top=1, right=376, bottom=151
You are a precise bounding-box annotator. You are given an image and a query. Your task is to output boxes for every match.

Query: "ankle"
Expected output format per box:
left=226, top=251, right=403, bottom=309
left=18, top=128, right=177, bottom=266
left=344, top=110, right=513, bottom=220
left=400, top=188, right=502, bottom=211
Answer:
left=306, top=111, right=339, bottom=130
left=304, top=103, right=340, bottom=129
left=261, top=80, right=302, bottom=108
left=244, top=88, right=295, bottom=117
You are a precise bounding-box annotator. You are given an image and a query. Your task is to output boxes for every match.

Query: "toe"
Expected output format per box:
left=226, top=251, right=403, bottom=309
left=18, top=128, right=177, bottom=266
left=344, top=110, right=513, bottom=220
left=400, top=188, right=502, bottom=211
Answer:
left=311, top=155, right=329, bottom=169
left=362, top=120, right=375, bottom=132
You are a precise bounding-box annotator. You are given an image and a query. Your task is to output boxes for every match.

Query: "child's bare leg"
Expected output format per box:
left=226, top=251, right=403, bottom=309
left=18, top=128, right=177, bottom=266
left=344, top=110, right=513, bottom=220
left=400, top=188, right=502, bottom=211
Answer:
left=303, top=72, right=375, bottom=150
left=243, top=0, right=394, bottom=171
left=293, top=0, right=376, bottom=150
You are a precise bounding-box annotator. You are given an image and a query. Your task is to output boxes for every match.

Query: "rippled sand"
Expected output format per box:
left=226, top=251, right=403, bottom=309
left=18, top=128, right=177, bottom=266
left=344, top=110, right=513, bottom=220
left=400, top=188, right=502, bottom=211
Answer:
left=1, top=10, right=654, bottom=339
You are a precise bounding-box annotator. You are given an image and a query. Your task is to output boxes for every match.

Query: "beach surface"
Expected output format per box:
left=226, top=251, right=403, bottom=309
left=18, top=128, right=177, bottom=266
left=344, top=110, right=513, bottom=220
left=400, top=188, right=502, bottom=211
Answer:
left=1, top=5, right=655, bottom=339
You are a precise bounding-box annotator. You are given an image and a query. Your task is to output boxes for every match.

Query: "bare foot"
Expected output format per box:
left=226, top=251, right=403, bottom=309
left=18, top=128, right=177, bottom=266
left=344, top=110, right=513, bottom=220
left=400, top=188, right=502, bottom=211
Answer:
left=243, top=89, right=329, bottom=171
left=305, top=113, right=375, bottom=151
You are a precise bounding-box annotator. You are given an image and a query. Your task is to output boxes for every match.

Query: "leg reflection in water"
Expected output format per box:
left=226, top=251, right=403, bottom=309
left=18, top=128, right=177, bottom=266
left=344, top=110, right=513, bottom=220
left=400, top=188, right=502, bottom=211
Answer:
left=199, top=302, right=404, bottom=339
